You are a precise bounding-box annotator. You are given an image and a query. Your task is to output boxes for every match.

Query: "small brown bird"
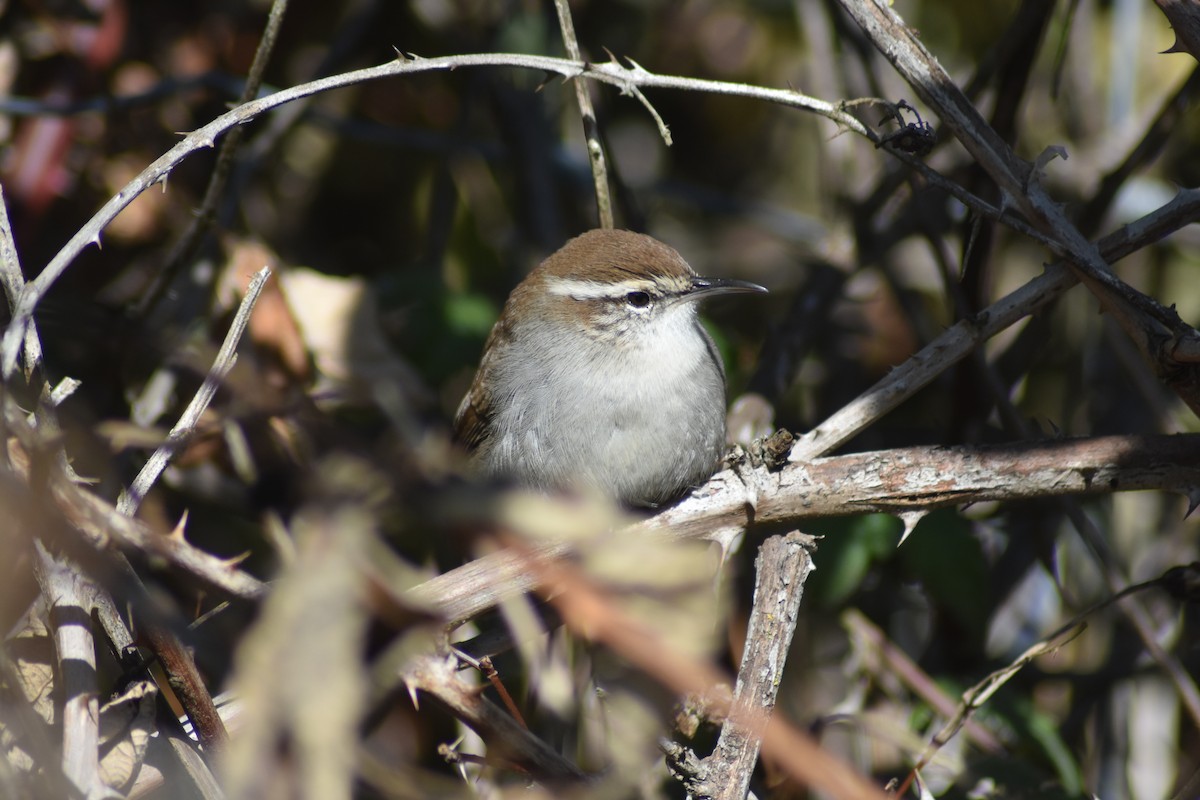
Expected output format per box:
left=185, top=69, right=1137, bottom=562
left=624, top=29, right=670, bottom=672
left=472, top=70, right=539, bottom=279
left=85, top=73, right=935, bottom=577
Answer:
left=455, top=229, right=765, bottom=506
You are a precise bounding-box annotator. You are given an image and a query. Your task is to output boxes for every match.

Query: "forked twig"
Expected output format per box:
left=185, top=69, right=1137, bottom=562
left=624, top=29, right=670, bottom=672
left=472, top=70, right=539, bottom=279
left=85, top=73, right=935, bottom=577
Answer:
left=118, top=267, right=270, bottom=515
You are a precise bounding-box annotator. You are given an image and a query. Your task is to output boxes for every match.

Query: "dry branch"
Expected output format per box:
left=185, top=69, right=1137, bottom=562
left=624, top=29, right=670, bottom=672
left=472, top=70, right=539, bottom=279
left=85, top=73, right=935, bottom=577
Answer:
left=410, top=433, right=1200, bottom=624
left=673, top=532, right=816, bottom=799
left=402, top=653, right=586, bottom=783
left=119, top=266, right=271, bottom=515
left=837, top=0, right=1200, bottom=415
left=791, top=186, right=1200, bottom=462
left=138, top=0, right=290, bottom=316
left=31, top=542, right=112, bottom=799
left=525, top=545, right=887, bottom=799
left=1154, top=0, right=1200, bottom=63
left=1, top=51, right=861, bottom=378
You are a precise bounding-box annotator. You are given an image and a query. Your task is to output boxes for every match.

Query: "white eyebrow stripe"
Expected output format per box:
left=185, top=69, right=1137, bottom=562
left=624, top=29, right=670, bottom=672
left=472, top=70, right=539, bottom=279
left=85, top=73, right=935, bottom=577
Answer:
left=546, top=278, right=654, bottom=299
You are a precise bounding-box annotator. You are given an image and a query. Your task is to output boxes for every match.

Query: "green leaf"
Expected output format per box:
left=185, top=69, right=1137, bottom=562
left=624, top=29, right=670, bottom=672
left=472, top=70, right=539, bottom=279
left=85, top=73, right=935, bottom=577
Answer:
left=443, top=292, right=498, bottom=338
left=898, top=510, right=991, bottom=634
left=807, top=514, right=901, bottom=608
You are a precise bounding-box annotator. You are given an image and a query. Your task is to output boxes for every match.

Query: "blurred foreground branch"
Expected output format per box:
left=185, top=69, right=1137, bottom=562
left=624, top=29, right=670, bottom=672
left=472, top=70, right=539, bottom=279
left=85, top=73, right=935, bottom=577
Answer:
left=412, top=432, right=1200, bottom=623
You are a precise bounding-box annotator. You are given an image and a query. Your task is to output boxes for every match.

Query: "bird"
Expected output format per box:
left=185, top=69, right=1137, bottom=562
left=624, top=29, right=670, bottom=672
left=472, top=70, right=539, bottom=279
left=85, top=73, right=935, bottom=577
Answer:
left=454, top=229, right=766, bottom=507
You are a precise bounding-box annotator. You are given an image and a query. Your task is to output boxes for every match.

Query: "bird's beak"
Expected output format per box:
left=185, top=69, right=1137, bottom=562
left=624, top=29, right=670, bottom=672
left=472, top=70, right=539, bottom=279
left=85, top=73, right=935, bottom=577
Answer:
left=688, top=276, right=769, bottom=299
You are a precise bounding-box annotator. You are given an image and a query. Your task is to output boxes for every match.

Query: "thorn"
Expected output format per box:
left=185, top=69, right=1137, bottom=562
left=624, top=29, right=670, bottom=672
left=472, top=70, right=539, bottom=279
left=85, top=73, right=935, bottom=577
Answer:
left=1027, top=144, right=1069, bottom=192
left=90, top=232, right=102, bottom=250
left=405, top=679, right=420, bottom=711
left=624, top=55, right=650, bottom=75
left=897, top=510, right=929, bottom=545
left=221, top=550, right=251, bottom=569
left=169, top=509, right=190, bottom=542
left=1185, top=487, right=1200, bottom=518
left=1035, top=144, right=1069, bottom=169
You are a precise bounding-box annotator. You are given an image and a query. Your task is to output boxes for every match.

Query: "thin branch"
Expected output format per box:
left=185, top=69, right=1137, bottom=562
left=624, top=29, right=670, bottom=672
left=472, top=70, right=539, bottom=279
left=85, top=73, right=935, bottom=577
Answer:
left=401, top=653, right=585, bottom=782
left=553, top=0, right=613, bottom=229
left=118, top=266, right=271, bottom=515
left=836, top=0, right=1200, bottom=414
left=0, top=183, right=42, bottom=378
left=841, top=610, right=1005, bottom=754
left=678, top=532, right=816, bottom=800
left=31, top=541, right=113, bottom=800
left=0, top=51, right=865, bottom=378
left=953, top=264, right=1200, bottom=733
left=838, top=0, right=1200, bottom=732
left=410, top=433, right=1200, bottom=624
left=136, top=0, right=290, bottom=317
left=897, top=566, right=1194, bottom=795
left=789, top=186, right=1200, bottom=462
left=51, top=469, right=268, bottom=600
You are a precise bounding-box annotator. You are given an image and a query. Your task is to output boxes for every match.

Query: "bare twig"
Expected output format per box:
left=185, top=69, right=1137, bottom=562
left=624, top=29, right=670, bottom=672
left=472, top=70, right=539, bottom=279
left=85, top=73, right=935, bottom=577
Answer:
left=839, top=0, right=1200, bottom=733
left=3, top=395, right=268, bottom=601
left=789, top=186, right=1200, bottom=462
left=451, top=649, right=527, bottom=729
left=31, top=541, right=115, bottom=800
left=949, top=266, right=1200, bottom=733
left=402, top=653, right=586, bottom=782
left=60, top=475, right=267, bottom=601
left=674, top=532, right=816, bottom=800
left=0, top=183, right=39, bottom=377
left=837, top=0, right=1200, bottom=415
left=553, top=0, right=613, bottom=229
left=895, top=565, right=1195, bottom=795
left=842, top=610, right=1005, bottom=754
left=137, top=0, right=290, bottom=317
left=654, top=433, right=1200, bottom=541
left=118, top=266, right=271, bottom=515
left=40, top=250, right=258, bottom=750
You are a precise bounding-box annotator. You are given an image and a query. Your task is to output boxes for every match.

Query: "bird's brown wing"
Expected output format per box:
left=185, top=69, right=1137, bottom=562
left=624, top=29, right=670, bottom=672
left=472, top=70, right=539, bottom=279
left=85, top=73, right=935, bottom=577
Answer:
left=452, top=316, right=513, bottom=453
left=453, top=381, right=492, bottom=453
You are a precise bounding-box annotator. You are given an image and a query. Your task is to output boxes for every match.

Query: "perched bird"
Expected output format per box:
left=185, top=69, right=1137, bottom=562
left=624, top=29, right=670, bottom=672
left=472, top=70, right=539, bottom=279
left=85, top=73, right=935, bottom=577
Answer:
left=455, top=229, right=765, bottom=506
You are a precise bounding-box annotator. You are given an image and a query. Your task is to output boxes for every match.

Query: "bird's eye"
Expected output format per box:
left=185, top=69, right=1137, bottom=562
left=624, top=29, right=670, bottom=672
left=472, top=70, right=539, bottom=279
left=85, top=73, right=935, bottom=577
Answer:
left=625, top=291, right=651, bottom=308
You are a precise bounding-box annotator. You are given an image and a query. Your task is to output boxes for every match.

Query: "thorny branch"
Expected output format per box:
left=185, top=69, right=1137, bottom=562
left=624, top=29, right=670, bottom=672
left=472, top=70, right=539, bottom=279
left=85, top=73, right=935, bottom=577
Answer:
left=2, top=50, right=868, bottom=378
left=836, top=0, right=1200, bottom=415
